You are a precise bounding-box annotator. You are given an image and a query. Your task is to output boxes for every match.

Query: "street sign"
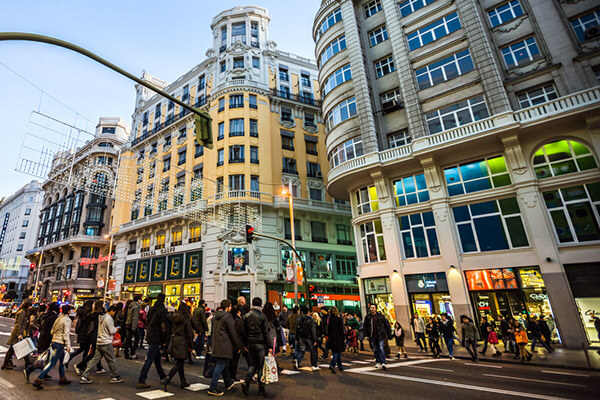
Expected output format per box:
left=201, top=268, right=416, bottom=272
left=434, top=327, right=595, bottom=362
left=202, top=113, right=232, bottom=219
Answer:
left=317, top=296, right=325, bottom=308
left=108, top=279, right=116, bottom=291
left=97, top=279, right=105, bottom=289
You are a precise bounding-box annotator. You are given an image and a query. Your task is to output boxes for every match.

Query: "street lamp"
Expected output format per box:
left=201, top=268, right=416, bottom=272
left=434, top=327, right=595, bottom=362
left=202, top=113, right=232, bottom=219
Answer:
left=281, top=185, right=299, bottom=306
left=33, top=250, right=44, bottom=302
left=103, top=233, right=114, bottom=303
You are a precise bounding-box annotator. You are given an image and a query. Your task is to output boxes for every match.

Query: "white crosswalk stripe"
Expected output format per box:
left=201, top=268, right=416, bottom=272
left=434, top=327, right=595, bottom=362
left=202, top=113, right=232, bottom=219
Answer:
left=136, top=390, right=175, bottom=399
left=185, top=383, right=210, bottom=391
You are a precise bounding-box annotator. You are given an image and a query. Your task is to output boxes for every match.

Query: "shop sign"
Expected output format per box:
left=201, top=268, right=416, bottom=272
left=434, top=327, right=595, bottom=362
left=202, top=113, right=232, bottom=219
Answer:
left=160, top=247, right=175, bottom=255
left=97, top=279, right=105, bottom=289
left=141, top=250, right=155, bottom=258
left=123, top=261, right=136, bottom=283
left=229, top=247, right=248, bottom=272
left=529, top=293, right=547, bottom=301
left=466, top=268, right=518, bottom=291
left=365, top=277, right=389, bottom=295
left=185, top=251, right=202, bottom=278
left=75, top=289, right=93, bottom=294
left=406, top=273, right=448, bottom=293
left=108, top=280, right=116, bottom=291
left=147, top=285, right=163, bottom=298
left=80, top=254, right=114, bottom=265
left=151, top=257, right=166, bottom=281
left=317, top=296, right=325, bottom=307
left=168, top=254, right=183, bottom=280
left=137, top=260, right=150, bottom=282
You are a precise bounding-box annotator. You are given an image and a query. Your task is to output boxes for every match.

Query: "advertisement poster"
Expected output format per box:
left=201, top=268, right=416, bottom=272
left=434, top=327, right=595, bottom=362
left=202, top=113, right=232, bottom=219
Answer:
left=137, top=260, right=150, bottom=282
left=229, top=247, right=248, bottom=272
left=168, top=254, right=183, bottom=280
left=152, top=257, right=166, bottom=281
left=186, top=252, right=202, bottom=278
left=466, top=270, right=492, bottom=290
left=124, top=261, right=136, bottom=283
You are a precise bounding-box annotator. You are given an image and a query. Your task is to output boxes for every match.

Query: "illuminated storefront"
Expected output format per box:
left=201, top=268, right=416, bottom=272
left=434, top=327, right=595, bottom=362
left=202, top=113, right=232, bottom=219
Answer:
left=565, top=263, right=600, bottom=344
left=364, top=277, right=395, bottom=322
left=405, top=273, right=453, bottom=318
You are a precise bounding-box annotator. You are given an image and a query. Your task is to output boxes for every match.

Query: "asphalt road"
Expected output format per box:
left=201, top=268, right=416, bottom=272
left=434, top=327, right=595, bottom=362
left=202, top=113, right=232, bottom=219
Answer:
left=0, top=315, right=598, bottom=400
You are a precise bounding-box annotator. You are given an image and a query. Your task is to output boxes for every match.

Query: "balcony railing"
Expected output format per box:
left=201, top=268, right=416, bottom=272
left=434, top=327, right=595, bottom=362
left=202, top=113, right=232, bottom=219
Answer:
left=271, top=89, right=322, bottom=107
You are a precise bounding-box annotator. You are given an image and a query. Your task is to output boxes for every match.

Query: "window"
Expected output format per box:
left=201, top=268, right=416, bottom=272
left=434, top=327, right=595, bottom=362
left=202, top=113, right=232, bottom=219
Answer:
left=232, top=22, right=246, bottom=44
left=218, top=97, right=225, bottom=112
left=230, top=94, right=244, bottom=108
left=98, top=142, right=113, bottom=148
left=252, top=57, right=260, bottom=69
left=399, top=211, right=440, bottom=258
left=156, top=234, right=165, bottom=250
left=251, top=21, right=259, bottom=47
left=24, top=208, right=31, bottom=216
left=307, top=162, right=321, bottom=178
left=279, top=65, right=289, bottom=82
left=501, top=37, right=540, bottom=69
left=282, top=157, right=297, bottom=174
left=217, top=149, right=224, bottom=166
left=220, top=60, right=226, bottom=73
left=250, top=146, right=259, bottom=164
left=229, top=118, right=244, bottom=136
left=305, top=137, right=318, bottom=155
left=164, top=135, right=172, bottom=148
left=388, top=131, right=411, bottom=148
left=126, top=240, right=136, bottom=255
left=190, top=226, right=201, bottom=243
left=394, top=174, right=429, bottom=206
left=322, top=64, right=352, bottom=97
left=229, top=145, right=245, bottom=163
left=399, top=0, right=437, bottom=17
left=304, top=113, right=316, bottom=128
left=415, top=49, right=474, bottom=90
left=221, top=25, right=227, bottom=48
left=374, top=55, right=395, bottom=78
left=281, top=107, right=293, bottom=122
left=453, top=198, right=529, bottom=252
left=249, top=119, right=258, bottom=137
left=336, top=225, right=352, bottom=245
left=369, top=26, right=389, bottom=47
left=445, top=156, right=511, bottom=196
left=101, top=127, right=115, bottom=134
left=250, top=175, right=259, bottom=194
left=218, top=122, right=224, bottom=140
left=182, top=85, right=189, bottom=102
left=364, top=0, right=382, bottom=18
left=380, top=89, right=402, bottom=114
left=517, top=84, right=558, bottom=108
left=426, top=95, right=489, bottom=135
left=488, top=0, right=524, bottom=27
left=326, top=97, right=357, bottom=130
left=319, top=35, right=346, bottom=67
left=249, top=94, right=257, bottom=109
left=233, top=57, right=244, bottom=69
left=154, top=103, right=162, bottom=121
left=169, top=230, right=181, bottom=246
left=542, top=183, right=600, bottom=243
left=356, top=186, right=379, bottom=214
left=281, top=131, right=294, bottom=150
left=571, top=10, right=600, bottom=42
left=284, top=218, right=302, bottom=240
left=177, top=148, right=186, bottom=165
left=19, top=232, right=26, bottom=239
left=360, top=220, right=386, bottom=263
left=22, top=220, right=29, bottom=227
left=309, top=188, right=323, bottom=201
left=316, top=7, right=342, bottom=41
left=16, top=244, right=23, bottom=251
left=163, top=156, right=171, bottom=172
left=532, top=139, right=597, bottom=179
left=229, top=174, right=245, bottom=192
left=311, top=221, right=327, bottom=242
left=301, top=72, right=311, bottom=87
left=195, top=143, right=204, bottom=157
left=198, top=75, right=206, bottom=90
left=141, top=237, right=150, bottom=252
left=407, top=13, right=461, bottom=51
left=335, top=255, right=356, bottom=276
left=330, top=137, right=363, bottom=167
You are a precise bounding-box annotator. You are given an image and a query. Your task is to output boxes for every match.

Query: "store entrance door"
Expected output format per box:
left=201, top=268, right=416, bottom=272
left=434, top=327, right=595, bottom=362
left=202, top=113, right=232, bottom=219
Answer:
left=227, top=281, right=250, bottom=306
left=472, top=290, right=527, bottom=321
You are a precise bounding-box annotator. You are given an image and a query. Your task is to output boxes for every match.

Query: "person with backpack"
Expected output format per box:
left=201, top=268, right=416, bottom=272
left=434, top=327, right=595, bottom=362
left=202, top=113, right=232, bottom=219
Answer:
left=161, top=303, right=194, bottom=391
left=241, top=297, right=271, bottom=397
left=294, top=306, right=319, bottom=371
left=79, top=305, right=123, bottom=384
left=192, top=299, right=209, bottom=359
left=137, top=293, right=171, bottom=389
left=439, top=313, right=456, bottom=359
left=286, top=306, right=300, bottom=355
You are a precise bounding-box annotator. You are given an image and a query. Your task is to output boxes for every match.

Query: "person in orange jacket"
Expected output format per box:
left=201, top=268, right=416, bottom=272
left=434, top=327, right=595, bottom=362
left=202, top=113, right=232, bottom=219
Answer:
left=514, top=326, right=532, bottom=363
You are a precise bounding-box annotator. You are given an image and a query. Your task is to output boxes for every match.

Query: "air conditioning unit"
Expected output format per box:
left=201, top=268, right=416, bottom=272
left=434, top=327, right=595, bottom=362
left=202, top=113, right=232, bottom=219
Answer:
left=382, top=99, right=402, bottom=114
left=585, top=26, right=600, bottom=40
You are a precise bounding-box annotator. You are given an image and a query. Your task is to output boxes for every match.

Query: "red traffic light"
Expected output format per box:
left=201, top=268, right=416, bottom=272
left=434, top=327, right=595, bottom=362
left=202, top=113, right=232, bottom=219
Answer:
left=64, top=290, right=71, bottom=297
left=245, top=224, right=254, bottom=243
left=29, top=263, right=36, bottom=271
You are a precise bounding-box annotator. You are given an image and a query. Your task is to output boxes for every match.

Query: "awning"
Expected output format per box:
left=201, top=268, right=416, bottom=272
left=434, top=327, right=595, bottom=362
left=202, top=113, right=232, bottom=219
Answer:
left=280, top=130, right=294, bottom=138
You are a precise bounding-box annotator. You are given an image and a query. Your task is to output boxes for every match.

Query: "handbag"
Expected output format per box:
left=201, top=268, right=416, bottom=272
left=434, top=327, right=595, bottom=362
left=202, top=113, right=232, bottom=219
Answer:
left=112, top=332, right=122, bottom=348
left=203, top=353, right=216, bottom=378
left=13, top=337, right=36, bottom=359
left=261, top=337, right=279, bottom=384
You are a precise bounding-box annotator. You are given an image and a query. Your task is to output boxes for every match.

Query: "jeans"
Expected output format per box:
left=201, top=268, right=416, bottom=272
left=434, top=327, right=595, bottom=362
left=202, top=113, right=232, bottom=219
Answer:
left=372, top=338, right=386, bottom=365
left=137, top=327, right=146, bottom=348
left=429, top=337, right=441, bottom=357
left=166, top=358, right=186, bottom=383
left=229, top=349, right=241, bottom=380
left=531, top=335, right=552, bottom=352
left=295, top=339, right=317, bottom=367
left=445, top=337, right=454, bottom=356
left=138, top=343, right=166, bottom=383
left=82, top=343, right=119, bottom=379
left=69, top=343, right=88, bottom=364
left=195, top=332, right=205, bottom=356
left=210, top=357, right=232, bottom=390
left=330, top=352, right=342, bottom=369
left=245, top=344, right=266, bottom=389
left=288, top=333, right=295, bottom=351
left=415, top=332, right=427, bottom=351
left=465, top=339, right=478, bottom=361
left=38, top=342, right=66, bottom=379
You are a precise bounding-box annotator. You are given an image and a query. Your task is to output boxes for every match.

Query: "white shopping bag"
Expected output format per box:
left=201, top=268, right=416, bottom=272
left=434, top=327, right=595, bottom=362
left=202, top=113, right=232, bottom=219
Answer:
left=261, top=353, right=279, bottom=384
left=13, top=338, right=36, bottom=360
left=63, top=350, right=70, bottom=364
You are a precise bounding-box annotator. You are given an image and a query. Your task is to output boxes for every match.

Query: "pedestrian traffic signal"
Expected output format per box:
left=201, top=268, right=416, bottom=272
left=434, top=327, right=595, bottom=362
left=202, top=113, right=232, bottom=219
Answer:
left=194, top=110, right=213, bottom=150
left=245, top=224, right=254, bottom=243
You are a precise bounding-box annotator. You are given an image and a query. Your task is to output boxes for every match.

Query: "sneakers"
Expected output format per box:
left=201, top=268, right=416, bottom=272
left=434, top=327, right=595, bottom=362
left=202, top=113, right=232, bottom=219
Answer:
left=311, top=366, right=320, bottom=371
left=110, top=376, right=123, bottom=384
left=79, top=376, right=93, bottom=384
left=32, top=378, right=43, bottom=390
left=131, top=354, right=138, bottom=360
left=226, top=381, right=237, bottom=391
left=449, top=356, right=455, bottom=360
left=23, top=369, right=30, bottom=384
left=293, top=359, right=299, bottom=370
left=403, top=354, right=408, bottom=359
left=96, top=368, right=107, bottom=374
left=74, top=365, right=82, bottom=376
left=382, top=364, right=387, bottom=371
left=375, top=363, right=381, bottom=369
left=208, top=389, right=224, bottom=396
left=329, top=366, right=337, bottom=374
left=137, top=382, right=151, bottom=389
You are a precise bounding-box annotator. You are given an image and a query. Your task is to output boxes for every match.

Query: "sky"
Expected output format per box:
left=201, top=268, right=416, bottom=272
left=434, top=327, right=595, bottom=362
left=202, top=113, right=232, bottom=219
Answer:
left=0, top=0, right=321, bottom=199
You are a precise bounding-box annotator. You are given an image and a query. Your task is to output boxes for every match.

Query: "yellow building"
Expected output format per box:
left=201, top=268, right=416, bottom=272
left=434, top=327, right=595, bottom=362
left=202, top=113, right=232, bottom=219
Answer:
left=112, top=6, right=358, bottom=312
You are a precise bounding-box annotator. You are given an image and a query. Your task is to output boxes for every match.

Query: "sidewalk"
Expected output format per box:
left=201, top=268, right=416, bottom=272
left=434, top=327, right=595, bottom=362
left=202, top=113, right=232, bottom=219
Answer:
left=384, top=340, right=600, bottom=371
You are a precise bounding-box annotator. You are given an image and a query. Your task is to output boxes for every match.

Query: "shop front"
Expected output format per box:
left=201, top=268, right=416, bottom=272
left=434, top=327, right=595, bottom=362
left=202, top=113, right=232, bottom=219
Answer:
left=466, top=267, right=557, bottom=336
left=405, top=273, right=453, bottom=318
left=73, top=288, right=97, bottom=308
left=363, top=277, right=395, bottom=322
left=565, top=263, right=600, bottom=344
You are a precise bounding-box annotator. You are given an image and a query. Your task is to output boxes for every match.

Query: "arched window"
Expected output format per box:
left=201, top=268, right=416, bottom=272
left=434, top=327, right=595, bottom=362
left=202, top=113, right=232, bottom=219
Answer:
left=533, top=139, right=597, bottom=179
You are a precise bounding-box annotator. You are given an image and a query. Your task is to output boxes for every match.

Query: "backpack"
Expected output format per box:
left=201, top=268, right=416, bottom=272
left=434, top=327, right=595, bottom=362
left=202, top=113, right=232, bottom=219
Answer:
left=296, top=316, right=311, bottom=339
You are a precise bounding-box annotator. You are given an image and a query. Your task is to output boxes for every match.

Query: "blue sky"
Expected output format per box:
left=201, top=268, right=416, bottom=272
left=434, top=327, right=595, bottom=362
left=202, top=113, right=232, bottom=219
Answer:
left=0, top=1, right=321, bottom=198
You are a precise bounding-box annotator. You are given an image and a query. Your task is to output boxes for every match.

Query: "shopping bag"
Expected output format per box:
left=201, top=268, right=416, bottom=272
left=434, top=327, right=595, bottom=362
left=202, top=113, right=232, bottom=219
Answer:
left=13, top=337, right=36, bottom=359
left=112, top=332, right=122, bottom=348
left=202, top=353, right=216, bottom=378
left=63, top=350, right=70, bottom=365
left=261, top=353, right=278, bottom=384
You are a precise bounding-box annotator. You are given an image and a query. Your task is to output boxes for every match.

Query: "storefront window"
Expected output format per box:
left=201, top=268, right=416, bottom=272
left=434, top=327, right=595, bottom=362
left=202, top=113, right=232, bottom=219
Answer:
left=405, top=273, right=453, bottom=318
left=229, top=247, right=248, bottom=272
left=165, top=284, right=181, bottom=308
left=364, top=277, right=395, bottom=322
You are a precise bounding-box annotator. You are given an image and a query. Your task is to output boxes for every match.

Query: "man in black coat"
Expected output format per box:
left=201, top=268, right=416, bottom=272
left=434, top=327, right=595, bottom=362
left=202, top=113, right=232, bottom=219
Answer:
left=294, top=306, right=319, bottom=371
left=241, top=297, right=271, bottom=397
left=192, top=299, right=209, bottom=359
left=364, top=304, right=391, bottom=370
left=208, top=299, right=242, bottom=396
left=137, top=293, right=171, bottom=389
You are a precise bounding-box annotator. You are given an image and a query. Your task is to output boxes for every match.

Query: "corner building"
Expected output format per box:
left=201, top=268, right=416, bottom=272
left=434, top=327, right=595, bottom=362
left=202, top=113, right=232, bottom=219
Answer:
left=313, top=0, right=600, bottom=348
left=112, top=6, right=358, bottom=313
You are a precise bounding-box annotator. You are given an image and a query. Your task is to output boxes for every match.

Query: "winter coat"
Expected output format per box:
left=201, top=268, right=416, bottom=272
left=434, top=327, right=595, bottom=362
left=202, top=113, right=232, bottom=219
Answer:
left=146, top=301, right=171, bottom=345
left=364, top=312, right=391, bottom=341
left=499, top=319, right=510, bottom=336
left=241, top=307, right=270, bottom=346
left=96, top=312, right=117, bottom=346
left=488, top=331, right=499, bottom=345
left=7, top=308, right=29, bottom=345
left=528, top=320, right=542, bottom=337
left=461, top=316, right=479, bottom=342
left=287, top=313, right=300, bottom=335
left=295, top=314, right=317, bottom=342
left=479, top=321, right=491, bottom=340
left=138, top=308, right=147, bottom=329
left=76, top=311, right=96, bottom=345
left=515, top=330, right=528, bottom=344
left=438, top=318, right=455, bottom=340
left=126, top=301, right=140, bottom=330
left=538, top=319, right=552, bottom=339
left=211, top=310, right=242, bottom=359
left=192, top=306, right=208, bottom=334
left=348, top=329, right=358, bottom=347
left=394, top=325, right=405, bottom=346
left=278, top=310, right=291, bottom=329
left=412, top=317, right=426, bottom=334
left=325, top=314, right=345, bottom=353
left=426, top=322, right=440, bottom=339
left=169, top=312, right=194, bottom=360
left=357, top=320, right=365, bottom=341
left=50, top=314, right=72, bottom=347
left=37, top=310, right=58, bottom=352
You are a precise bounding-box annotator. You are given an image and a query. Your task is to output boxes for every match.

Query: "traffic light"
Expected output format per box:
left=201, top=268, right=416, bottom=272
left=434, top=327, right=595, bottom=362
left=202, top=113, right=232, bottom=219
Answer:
left=245, top=224, right=254, bottom=244
left=29, top=263, right=35, bottom=272
left=194, top=110, right=213, bottom=150
left=64, top=290, right=71, bottom=298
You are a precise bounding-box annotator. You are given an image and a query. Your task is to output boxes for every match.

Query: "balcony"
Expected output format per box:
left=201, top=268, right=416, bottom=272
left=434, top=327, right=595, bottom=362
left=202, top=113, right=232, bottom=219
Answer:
left=271, top=89, right=322, bottom=107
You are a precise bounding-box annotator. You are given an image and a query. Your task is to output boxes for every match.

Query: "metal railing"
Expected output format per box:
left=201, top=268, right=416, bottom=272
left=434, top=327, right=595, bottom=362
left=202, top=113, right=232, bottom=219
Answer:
left=271, top=89, right=322, bottom=107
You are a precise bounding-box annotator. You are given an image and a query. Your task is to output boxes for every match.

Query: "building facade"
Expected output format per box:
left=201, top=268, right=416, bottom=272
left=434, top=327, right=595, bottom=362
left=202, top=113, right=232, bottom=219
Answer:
left=313, top=0, right=600, bottom=348
left=111, top=6, right=358, bottom=313
left=26, top=118, right=129, bottom=306
left=0, top=180, right=43, bottom=297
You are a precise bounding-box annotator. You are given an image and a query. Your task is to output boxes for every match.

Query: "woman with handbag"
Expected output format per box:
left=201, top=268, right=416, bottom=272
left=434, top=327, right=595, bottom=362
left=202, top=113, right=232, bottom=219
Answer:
left=2, top=301, right=32, bottom=370
left=161, top=303, right=194, bottom=391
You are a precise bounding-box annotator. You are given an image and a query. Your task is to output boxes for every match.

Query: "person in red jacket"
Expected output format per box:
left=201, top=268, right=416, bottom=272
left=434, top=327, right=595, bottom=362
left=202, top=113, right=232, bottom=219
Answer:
left=487, top=326, right=501, bottom=356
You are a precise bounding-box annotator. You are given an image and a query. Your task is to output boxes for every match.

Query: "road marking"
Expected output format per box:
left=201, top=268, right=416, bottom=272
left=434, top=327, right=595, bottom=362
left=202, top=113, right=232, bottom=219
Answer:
left=0, top=375, right=15, bottom=389
left=0, top=345, right=8, bottom=352
left=280, top=370, right=300, bottom=375
left=299, top=366, right=314, bottom=371
left=348, top=358, right=442, bottom=372
left=352, top=370, right=570, bottom=400
left=136, top=390, right=174, bottom=399
left=0, top=323, right=7, bottom=327
left=541, top=370, right=590, bottom=377
left=351, top=360, right=370, bottom=364
left=0, top=332, right=10, bottom=336
left=410, top=365, right=454, bottom=372
left=464, top=362, right=503, bottom=368
left=185, top=383, right=209, bottom=391
left=483, top=374, right=586, bottom=387
left=98, top=398, right=117, bottom=400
